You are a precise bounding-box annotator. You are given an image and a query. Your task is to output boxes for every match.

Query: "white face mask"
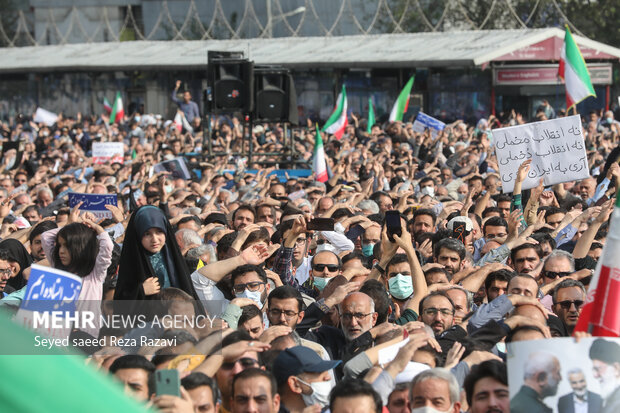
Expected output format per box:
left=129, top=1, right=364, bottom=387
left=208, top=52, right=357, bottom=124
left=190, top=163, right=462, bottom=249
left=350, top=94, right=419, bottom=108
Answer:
left=297, top=378, right=332, bottom=407
left=235, top=289, right=264, bottom=308
left=410, top=406, right=452, bottom=413
left=420, top=186, right=435, bottom=197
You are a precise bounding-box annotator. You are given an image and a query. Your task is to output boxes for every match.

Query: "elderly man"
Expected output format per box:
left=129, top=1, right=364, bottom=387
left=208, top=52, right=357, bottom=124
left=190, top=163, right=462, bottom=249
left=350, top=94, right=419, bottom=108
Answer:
left=558, top=368, right=602, bottom=413
left=511, top=351, right=562, bottom=413
left=589, top=339, right=620, bottom=413
left=409, top=368, right=461, bottom=413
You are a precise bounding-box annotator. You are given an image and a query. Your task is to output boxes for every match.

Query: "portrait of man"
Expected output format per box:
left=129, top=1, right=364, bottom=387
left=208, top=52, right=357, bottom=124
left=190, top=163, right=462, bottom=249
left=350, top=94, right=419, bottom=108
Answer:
left=557, top=367, right=602, bottom=413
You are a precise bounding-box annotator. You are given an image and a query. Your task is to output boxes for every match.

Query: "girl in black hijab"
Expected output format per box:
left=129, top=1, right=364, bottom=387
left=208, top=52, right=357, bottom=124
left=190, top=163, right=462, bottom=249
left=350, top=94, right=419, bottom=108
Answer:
left=1, top=239, right=33, bottom=290
left=114, top=205, right=199, bottom=301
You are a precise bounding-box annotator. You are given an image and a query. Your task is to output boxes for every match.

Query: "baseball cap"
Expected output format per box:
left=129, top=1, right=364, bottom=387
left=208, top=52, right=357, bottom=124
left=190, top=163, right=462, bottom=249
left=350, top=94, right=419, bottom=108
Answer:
left=447, top=216, right=473, bottom=232
left=273, top=346, right=341, bottom=385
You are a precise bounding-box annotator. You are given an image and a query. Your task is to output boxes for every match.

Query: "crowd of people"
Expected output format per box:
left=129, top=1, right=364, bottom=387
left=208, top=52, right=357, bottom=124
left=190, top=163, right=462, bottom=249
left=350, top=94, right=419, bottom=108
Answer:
left=0, top=85, right=619, bottom=413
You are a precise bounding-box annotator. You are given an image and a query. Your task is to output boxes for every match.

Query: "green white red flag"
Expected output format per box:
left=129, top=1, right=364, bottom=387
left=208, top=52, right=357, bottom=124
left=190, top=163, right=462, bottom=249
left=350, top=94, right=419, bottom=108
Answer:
left=313, top=123, right=328, bottom=182
left=322, top=85, right=347, bottom=140
left=558, top=26, right=596, bottom=110
left=103, top=97, right=112, bottom=114
left=574, top=192, right=620, bottom=336
left=109, top=92, right=124, bottom=125
left=389, top=76, right=414, bottom=122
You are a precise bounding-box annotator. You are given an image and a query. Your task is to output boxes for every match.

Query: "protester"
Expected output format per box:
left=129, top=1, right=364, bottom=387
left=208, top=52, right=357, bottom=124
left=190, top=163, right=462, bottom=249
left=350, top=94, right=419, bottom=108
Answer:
left=0, top=93, right=617, bottom=413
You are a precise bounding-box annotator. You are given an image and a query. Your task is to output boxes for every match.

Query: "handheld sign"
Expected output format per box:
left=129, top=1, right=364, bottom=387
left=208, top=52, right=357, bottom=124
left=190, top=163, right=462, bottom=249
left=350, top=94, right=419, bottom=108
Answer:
left=68, top=192, right=118, bottom=219
left=412, top=112, right=445, bottom=138
left=92, top=142, right=124, bottom=164
left=33, top=107, right=58, bottom=127
left=152, top=157, right=192, bottom=180
left=15, top=264, right=82, bottom=340
left=492, top=115, right=589, bottom=193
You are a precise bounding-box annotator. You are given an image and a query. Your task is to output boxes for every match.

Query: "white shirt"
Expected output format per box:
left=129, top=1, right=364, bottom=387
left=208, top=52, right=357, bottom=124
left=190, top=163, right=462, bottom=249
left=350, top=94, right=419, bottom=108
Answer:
left=573, top=393, right=588, bottom=413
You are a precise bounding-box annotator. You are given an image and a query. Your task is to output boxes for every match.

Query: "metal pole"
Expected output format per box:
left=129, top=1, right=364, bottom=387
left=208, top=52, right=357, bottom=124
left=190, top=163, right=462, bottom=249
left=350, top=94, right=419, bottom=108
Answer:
left=266, top=0, right=272, bottom=38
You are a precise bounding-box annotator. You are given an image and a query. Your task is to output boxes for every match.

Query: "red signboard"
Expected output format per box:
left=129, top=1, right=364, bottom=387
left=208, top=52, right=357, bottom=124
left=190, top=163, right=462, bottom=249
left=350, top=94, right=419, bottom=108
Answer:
left=494, top=37, right=617, bottom=62
left=494, top=64, right=611, bottom=86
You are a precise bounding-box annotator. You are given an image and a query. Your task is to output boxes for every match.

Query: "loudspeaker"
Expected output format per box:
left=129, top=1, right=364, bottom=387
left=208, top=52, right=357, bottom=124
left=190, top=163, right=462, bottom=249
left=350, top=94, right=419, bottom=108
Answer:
left=208, top=58, right=253, bottom=113
left=254, top=67, right=298, bottom=125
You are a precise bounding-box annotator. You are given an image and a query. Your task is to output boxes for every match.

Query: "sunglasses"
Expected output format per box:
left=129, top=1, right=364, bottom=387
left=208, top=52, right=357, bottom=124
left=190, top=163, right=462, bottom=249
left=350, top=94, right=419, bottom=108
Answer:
left=312, top=264, right=340, bottom=272
left=544, top=271, right=572, bottom=279
left=556, top=300, right=584, bottom=310
left=221, top=357, right=259, bottom=370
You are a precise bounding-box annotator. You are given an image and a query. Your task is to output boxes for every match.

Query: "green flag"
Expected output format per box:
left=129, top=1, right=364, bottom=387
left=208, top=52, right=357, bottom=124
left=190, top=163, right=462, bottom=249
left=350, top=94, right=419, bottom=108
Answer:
left=0, top=311, right=147, bottom=412
left=367, top=98, right=375, bottom=134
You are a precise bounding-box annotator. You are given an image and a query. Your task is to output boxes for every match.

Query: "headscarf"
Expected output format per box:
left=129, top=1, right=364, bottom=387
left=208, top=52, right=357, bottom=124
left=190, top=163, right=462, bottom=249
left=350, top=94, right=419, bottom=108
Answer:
left=1, top=239, right=33, bottom=290
left=114, top=205, right=200, bottom=302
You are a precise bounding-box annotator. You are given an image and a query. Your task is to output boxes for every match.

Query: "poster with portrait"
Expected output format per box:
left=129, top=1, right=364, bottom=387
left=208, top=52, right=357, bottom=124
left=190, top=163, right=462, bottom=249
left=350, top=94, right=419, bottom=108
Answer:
left=507, top=337, right=620, bottom=413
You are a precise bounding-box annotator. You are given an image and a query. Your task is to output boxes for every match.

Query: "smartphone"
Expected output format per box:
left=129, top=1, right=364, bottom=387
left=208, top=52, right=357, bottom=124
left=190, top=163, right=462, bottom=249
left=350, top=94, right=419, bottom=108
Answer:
left=452, top=221, right=467, bottom=244
left=385, top=210, right=402, bottom=242
left=155, top=369, right=180, bottom=397
left=346, top=224, right=364, bottom=241
left=307, top=218, right=334, bottom=231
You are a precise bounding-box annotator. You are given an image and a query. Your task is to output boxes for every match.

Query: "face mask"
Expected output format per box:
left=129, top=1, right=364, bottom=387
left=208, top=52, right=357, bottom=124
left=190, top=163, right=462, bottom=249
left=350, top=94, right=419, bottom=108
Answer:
left=236, top=289, right=264, bottom=308
left=496, top=342, right=506, bottom=354
left=297, top=378, right=332, bottom=407
left=313, top=276, right=330, bottom=291
left=420, top=186, right=435, bottom=197
left=361, top=243, right=375, bottom=257
left=135, top=116, right=141, bottom=123
left=607, top=117, right=614, bottom=124
left=410, top=406, right=452, bottom=413
left=388, top=273, right=414, bottom=300
left=164, top=184, right=174, bottom=194
left=456, top=193, right=466, bottom=202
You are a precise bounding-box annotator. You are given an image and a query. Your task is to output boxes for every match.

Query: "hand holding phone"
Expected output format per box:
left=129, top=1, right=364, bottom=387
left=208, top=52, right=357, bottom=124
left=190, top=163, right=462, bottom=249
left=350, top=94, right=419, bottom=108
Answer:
left=307, top=218, right=334, bottom=231
left=385, top=210, right=402, bottom=242
left=155, top=369, right=180, bottom=397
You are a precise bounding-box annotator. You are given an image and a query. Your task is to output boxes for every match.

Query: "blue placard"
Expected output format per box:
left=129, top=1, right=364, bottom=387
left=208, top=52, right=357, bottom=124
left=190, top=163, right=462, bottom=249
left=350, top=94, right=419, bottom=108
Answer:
left=19, top=264, right=83, bottom=313
left=415, top=112, right=446, bottom=132
left=221, top=169, right=313, bottom=183
left=68, top=192, right=118, bottom=218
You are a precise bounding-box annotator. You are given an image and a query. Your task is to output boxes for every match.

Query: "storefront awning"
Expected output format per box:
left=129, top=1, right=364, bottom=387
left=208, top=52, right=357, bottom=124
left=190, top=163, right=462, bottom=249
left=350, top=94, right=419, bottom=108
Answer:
left=0, top=28, right=618, bottom=73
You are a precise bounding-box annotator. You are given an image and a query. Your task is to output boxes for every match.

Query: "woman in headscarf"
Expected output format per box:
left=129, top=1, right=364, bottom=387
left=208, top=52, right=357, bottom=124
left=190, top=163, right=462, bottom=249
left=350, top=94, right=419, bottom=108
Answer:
left=1, top=239, right=33, bottom=290
left=114, top=205, right=200, bottom=301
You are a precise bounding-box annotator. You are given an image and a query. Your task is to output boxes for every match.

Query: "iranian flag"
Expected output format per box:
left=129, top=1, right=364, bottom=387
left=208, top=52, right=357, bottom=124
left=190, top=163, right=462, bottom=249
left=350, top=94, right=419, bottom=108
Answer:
left=313, top=123, right=328, bottom=182
left=103, top=97, right=112, bottom=114
left=574, top=194, right=620, bottom=336
left=558, top=26, right=596, bottom=110
left=109, top=92, right=124, bottom=125
left=389, top=76, right=414, bottom=122
left=367, top=97, right=375, bottom=134
left=322, top=85, right=347, bottom=140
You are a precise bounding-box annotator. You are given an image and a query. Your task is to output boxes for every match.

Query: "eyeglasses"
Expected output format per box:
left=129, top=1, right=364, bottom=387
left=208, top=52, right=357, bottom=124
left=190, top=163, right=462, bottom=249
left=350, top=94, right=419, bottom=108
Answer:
left=556, top=300, right=584, bottom=310
left=340, top=312, right=373, bottom=322
left=0, top=268, right=11, bottom=276
left=295, top=237, right=307, bottom=245
left=544, top=271, right=572, bottom=279
left=221, top=357, right=259, bottom=370
left=232, top=281, right=265, bottom=295
left=422, top=308, right=455, bottom=317
left=312, top=264, right=340, bottom=272
left=268, top=308, right=299, bottom=319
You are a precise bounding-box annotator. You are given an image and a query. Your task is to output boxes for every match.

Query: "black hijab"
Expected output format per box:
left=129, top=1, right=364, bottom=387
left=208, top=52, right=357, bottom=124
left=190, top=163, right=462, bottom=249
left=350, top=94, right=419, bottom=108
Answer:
left=1, top=239, right=33, bottom=290
left=114, top=205, right=199, bottom=302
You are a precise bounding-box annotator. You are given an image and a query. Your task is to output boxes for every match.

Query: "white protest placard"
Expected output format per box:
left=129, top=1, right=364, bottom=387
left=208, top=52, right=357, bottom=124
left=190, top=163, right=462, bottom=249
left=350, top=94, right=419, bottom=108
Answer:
left=92, top=142, right=124, bottom=164
left=33, top=107, right=58, bottom=126
left=412, top=112, right=445, bottom=139
left=492, top=115, right=589, bottom=193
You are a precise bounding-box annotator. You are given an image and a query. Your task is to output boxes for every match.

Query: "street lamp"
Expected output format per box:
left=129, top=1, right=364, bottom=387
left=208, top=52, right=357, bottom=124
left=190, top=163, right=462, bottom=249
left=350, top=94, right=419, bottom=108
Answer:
left=265, top=0, right=306, bottom=38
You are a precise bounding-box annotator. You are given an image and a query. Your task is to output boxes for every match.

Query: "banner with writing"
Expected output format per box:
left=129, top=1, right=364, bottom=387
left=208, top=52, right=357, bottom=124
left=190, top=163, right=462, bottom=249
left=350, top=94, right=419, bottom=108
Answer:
left=92, top=142, right=124, bottom=164
left=492, top=115, right=589, bottom=193
left=15, top=264, right=82, bottom=340
left=412, top=112, right=445, bottom=138
left=68, top=192, right=118, bottom=219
